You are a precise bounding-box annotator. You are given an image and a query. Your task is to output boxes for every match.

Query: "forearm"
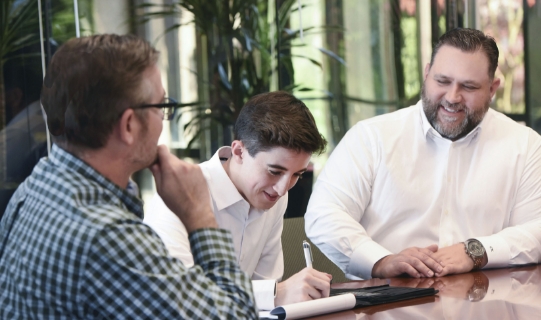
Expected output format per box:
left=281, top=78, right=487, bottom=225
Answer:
left=86, top=225, right=257, bottom=319
left=189, top=229, right=258, bottom=318
left=476, top=222, right=541, bottom=268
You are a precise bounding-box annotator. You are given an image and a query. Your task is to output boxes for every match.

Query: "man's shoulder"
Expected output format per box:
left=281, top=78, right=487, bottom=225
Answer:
left=343, top=105, right=421, bottom=144
left=353, top=104, right=419, bottom=130
left=24, top=158, right=139, bottom=228
left=484, top=108, right=540, bottom=141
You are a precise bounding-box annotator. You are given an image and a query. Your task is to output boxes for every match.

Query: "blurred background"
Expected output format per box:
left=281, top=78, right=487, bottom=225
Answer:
left=1, top=0, right=540, bottom=219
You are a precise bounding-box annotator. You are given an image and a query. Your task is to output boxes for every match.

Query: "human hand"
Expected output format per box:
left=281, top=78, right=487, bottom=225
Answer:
left=149, top=145, right=218, bottom=233
left=274, top=268, right=332, bottom=306
left=371, top=244, right=444, bottom=279
left=431, top=243, right=473, bottom=277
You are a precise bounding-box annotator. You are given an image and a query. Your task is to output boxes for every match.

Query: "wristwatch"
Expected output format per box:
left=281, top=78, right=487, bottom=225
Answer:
left=464, top=239, right=486, bottom=270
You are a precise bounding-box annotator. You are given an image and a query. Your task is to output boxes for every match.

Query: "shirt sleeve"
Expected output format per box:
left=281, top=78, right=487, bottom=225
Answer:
left=81, top=221, right=257, bottom=319
left=478, top=129, right=541, bottom=268
left=250, top=196, right=286, bottom=309
left=305, top=124, right=392, bottom=280
left=251, top=279, right=277, bottom=310
left=143, top=195, right=194, bottom=267
left=252, top=197, right=285, bottom=282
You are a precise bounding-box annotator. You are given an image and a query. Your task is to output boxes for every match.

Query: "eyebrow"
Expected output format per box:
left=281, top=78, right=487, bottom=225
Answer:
left=268, top=164, right=307, bottom=173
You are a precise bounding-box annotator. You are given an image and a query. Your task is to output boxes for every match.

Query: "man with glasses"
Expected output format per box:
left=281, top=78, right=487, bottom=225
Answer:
left=0, top=34, right=257, bottom=319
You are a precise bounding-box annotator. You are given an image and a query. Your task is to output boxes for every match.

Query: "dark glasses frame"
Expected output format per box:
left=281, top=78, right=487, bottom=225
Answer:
left=130, top=97, right=178, bottom=120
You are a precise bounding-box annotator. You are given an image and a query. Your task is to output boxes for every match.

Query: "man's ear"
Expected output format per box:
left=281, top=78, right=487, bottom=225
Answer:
left=117, top=108, right=139, bottom=146
left=230, top=140, right=245, bottom=164
left=424, top=63, right=431, bottom=80
left=489, top=77, right=501, bottom=98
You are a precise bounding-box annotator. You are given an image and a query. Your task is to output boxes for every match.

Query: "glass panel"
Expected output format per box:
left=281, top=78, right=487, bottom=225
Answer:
left=1, top=0, right=46, bottom=215
left=526, top=0, right=541, bottom=132
left=0, top=0, right=96, bottom=215
left=343, top=0, right=397, bottom=124
left=478, top=0, right=525, bottom=115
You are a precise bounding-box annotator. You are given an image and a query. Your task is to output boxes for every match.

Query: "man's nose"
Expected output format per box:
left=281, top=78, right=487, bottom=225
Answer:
left=445, top=84, right=462, bottom=104
left=273, top=176, right=290, bottom=197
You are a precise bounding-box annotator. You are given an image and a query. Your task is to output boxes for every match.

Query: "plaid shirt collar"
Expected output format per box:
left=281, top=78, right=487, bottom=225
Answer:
left=49, top=144, right=144, bottom=219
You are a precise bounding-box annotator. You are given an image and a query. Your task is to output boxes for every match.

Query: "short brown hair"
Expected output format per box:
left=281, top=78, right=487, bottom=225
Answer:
left=234, top=91, right=327, bottom=156
left=430, top=28, right=499, bottom=79
left=41, top=34, right=159, bottom=150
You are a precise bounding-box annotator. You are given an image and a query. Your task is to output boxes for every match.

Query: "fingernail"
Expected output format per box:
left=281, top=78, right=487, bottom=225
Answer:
left=428, top=271, right=433, bottom=277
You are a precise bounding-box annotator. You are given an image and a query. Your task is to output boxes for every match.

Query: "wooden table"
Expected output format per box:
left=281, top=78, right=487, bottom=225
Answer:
left=310, top=264, right=541, bottom=319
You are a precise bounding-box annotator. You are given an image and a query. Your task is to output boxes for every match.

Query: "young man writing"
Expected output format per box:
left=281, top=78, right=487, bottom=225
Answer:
left=145, top=91, right=331, bottom=310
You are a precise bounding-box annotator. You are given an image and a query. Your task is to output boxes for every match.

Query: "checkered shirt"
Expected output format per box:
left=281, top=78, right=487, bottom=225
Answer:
left=0, top=145, right=257, bottom=319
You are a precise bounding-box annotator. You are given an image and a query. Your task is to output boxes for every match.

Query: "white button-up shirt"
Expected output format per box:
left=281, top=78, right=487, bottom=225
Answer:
left=305, top=100, right=541, bottom=280
left=144, top=147, right=286, bottom=310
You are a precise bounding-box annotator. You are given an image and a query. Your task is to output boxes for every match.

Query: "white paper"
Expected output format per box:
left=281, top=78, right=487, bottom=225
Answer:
left=271, top=293, right=356, bottom=319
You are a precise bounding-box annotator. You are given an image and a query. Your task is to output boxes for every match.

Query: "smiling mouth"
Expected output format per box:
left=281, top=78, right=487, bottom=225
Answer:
left=263, top=191, right=279, bottom=202
left=440, top=104, right=463, bottom=114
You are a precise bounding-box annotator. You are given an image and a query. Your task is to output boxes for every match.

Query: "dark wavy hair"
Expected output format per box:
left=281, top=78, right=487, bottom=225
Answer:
left=234, top=91, right=327, bottom=157
left=430, top=28, right=499, bottom=79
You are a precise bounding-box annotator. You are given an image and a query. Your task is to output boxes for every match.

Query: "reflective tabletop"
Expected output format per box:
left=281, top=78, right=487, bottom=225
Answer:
left=311, top=264, right=541, bottom=319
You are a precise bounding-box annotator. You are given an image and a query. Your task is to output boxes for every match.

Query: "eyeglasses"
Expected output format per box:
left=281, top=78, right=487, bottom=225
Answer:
left=131, top=97, right=178, bottom=120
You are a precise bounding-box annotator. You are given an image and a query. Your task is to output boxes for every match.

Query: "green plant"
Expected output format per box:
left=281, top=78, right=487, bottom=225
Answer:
left=139, top=0, right=343, bottom=150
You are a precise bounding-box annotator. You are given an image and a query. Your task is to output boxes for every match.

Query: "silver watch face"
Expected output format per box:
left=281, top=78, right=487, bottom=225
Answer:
left=468, top=241, right=485, bottom=257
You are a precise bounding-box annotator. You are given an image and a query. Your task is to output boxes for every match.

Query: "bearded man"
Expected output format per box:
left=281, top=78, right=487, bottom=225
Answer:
left=305, top=28, right=541, bottom=281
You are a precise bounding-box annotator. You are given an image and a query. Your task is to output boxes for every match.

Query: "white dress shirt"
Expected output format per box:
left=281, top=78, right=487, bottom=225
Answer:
left=305, top=100, right=541, bottom=280
left=144, top=147, right=286, bottom=310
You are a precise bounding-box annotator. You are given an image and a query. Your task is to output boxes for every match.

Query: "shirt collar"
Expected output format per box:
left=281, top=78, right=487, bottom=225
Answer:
left=49, top=144, right=144, bottom=218
left=202, top=147, right=247, bottom=212
left=418, top=100, right=485, bottom=143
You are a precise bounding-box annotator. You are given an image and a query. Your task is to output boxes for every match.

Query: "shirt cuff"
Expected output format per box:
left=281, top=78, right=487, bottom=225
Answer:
left=188, top=228, right=237, bottom=265
left=347, top=241, right=393, bottom=279
left=252, top=279, right=276, bottom=310
left=475, top=235, right=510, bottom=268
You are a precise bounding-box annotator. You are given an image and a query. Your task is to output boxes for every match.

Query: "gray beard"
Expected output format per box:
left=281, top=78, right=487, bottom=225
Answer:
left=421, top=85, right=489, bottom=141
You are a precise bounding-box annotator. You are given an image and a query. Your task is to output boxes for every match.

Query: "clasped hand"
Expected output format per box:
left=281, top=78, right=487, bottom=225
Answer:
left=371, top=243, right=474, bottom=279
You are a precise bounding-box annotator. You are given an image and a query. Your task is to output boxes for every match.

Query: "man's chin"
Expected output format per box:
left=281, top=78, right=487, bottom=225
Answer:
left=150, top=151, right=159, bottom=167
left=250, top=198, right=277, bottom=211
left=130, top=153, right=159, bottom=171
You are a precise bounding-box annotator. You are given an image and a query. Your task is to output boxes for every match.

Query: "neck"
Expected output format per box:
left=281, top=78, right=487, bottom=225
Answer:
left=78, top=147, right=134, bottom=189
left=222, top=157, right=248, bottom=202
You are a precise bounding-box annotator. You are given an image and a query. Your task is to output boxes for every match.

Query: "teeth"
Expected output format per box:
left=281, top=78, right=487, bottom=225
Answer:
left=443, top=106, right=458, bottom=113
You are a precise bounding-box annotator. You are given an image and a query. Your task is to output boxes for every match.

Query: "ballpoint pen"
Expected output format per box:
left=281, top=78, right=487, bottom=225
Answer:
left=303, top=240, right=313, bottom=268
